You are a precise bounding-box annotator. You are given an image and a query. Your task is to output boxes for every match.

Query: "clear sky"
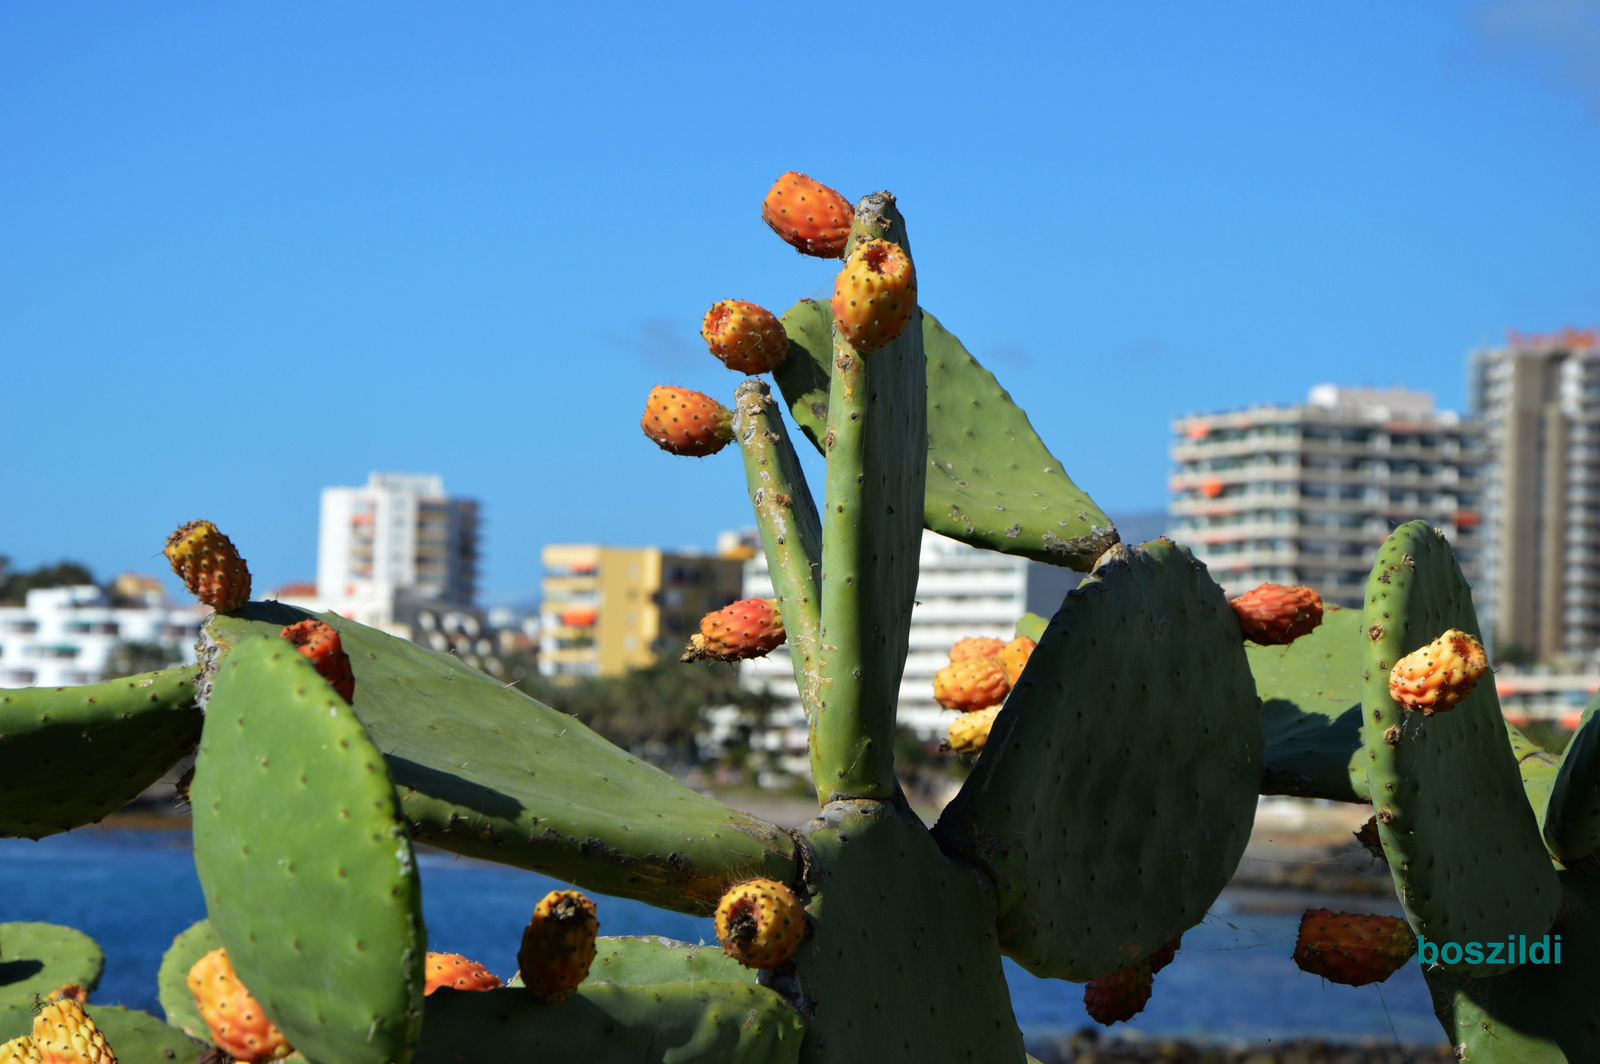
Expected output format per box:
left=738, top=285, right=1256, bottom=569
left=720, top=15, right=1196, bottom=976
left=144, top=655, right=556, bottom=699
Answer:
left=3, top=2, right=1598, bottom=603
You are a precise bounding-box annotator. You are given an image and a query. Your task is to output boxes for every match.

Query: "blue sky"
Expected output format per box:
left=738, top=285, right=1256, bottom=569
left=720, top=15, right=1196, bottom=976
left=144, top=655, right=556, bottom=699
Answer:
left=3, top=2, right=1598, bottom=603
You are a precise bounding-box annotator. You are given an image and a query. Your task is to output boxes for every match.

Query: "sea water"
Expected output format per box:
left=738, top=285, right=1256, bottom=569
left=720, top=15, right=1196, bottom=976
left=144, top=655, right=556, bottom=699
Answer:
left=0, top=829, right=1443, bottom=1045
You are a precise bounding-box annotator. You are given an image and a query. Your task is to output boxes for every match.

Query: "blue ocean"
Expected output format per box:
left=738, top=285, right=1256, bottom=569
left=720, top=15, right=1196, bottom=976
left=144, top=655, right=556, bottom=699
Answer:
left=0, top=828, right=1444, bottom=1046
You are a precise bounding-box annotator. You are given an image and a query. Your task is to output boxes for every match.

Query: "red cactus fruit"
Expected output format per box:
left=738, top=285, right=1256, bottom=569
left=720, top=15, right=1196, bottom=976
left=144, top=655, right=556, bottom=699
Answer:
left=1293, top=908, right=1416, bottom=986
left=715, top=878, right=804, bottom=969
left=682, top=597, right=785, bottom=663
left=517, top=890, right=599, bottom=1003
left=164, top=520, right=251, bottom=612
left=701, top=300, right=790, bottom=374
left=1388, top=629, right=1488, bottom=715
left=1083, top=960, right=1154, bottom=1026
left=949, top=637, right=1004, bottom=662
left=1228, top=584, right=1323, bottom=645
left=1000, top=636, right=1036, bottom=686
left=831, top=239, right=916, bottom=354
left=761, top=172, right=853, bottom=258
left=932, top=658, right=1010, bottom=713
left=640, top=386, right=734, bottom=458
left=186, top=948, right=293, bottom=1061
left=278, top=620, right=355, bottom=703
left=424, top=952, right=502, bottom=995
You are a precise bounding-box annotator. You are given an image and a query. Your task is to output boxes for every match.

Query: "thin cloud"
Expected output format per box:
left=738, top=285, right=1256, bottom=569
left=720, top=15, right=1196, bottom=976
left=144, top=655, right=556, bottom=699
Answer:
left=1468, top=0, right=1600, bottom=109
left=989, top=343, right=1032, bottom=368
left=600, top=318, right=698, bottom=369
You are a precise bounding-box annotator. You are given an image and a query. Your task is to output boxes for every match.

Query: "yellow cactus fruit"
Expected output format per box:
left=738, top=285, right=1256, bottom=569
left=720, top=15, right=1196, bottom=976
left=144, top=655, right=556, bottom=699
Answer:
left=31, top=999, right=116, bottom=1064
left=1388, top=629, right=1489, bottom=715
left=932, top=658, right=1010, bottom=713
left=0, top=1037, right=43, bottom=1064
left=1000, top=637, right=1036, bottom=685
left=945, top=706, right=1003, bottom=756
left=164, top=520, right=251, bottom=612
left=949, top=637, right=1005, bottom=662
left=831, top=238, right=916, bottom=354
left=517, top=889, right=599, bottom=1003
left=715, top=878, right=804, bottom=969
left=186, top=948, right=293, bottom=1062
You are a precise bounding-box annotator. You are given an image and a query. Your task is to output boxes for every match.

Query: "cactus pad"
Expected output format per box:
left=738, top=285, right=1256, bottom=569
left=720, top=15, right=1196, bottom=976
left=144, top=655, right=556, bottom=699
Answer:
left=775, top=300, right=1115, bottom=571
left=583, top=937, right=755, bottom=987
left=205, top=603, right=796, bottom=915
left=83, top=1006, right=205, bottom=1064
left=0, top=667, right=200, bottom=839
left=0, top=923, right=104, bottom=1042
left=1361, top=521, right=1560, bottom=974
left=1246, top=605, right=1369, bottom=802
left=792, top=800, right=1026, bottom=1063
left=933, top=540, right=1262, bottom=980
left=192, top=633, right=425, bottom=1064
left=155, top=919, right=221, bottom=1041
left=1545, top=698, right=1600, bottom=862
left=412, top=983, right=804, bottom=1064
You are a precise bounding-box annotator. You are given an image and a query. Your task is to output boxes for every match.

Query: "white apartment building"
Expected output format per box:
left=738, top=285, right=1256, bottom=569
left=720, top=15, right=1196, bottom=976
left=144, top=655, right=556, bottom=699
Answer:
left=304, top=473, right=480, bottom=629
left=739, top=530, right=1083, bottom=758
left=1169, top=386, right=1485, bottom=609
left=1472, top=328, right=1600, bottom=662
left=0, top=585, right=207, bottom=688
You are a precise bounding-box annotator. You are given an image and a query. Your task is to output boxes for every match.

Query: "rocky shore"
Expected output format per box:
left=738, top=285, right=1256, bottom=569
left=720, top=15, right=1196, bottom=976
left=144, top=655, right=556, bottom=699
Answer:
left=1029, top=1030, right=1456, bottom=1063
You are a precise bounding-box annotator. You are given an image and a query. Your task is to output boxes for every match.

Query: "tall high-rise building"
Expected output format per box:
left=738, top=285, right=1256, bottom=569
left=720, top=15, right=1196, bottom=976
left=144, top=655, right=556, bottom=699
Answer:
left=314, top=473, right=479, bottom=627
left=1472, top=328, right=1600, bottom=662
left=1168, top=386, right=1485, bottom=608
left=539, top=543, right=745, bottom=679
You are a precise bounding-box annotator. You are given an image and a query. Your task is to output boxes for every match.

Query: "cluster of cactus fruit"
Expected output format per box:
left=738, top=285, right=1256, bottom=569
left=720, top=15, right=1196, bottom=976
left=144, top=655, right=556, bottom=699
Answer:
left=5, top=172, right=1600, bottom=1064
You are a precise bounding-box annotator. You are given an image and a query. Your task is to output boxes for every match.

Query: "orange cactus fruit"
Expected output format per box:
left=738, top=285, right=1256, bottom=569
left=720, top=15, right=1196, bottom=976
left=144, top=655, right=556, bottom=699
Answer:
left=424, top=952, right=502, bottom=995
left=45, top=986, right=87, bottom=1004
left=185, top=948, right=293, bottom=1062
left=1293, top=908, right=1416, bottom=986
left=1388, top=629, right=1489, bottom=715
left=682, top=597, right=785, bottom=663
left=932, top=658, right=1010, bottom=713
left=944, top=705, right=1002, bottom=756
left=701, top=300, right=790, bottom=374
left=1000, top=637, right=1036, bottom=685
left=1228, top=584, right=1323, bottom=645
left=760, top=172, right=853, bottom=258
left=715, top=878, right=804, bottom=969
left=517, top=889, right=599, bottom=1003
left=0, top=1036, right=43, bottom=1064
left=31, top=998, right=116, bottom=1064
left=640, top=386, right=734, bottom=458
left=278, top=620, right=355, bottom=703
left=831, top=239, right=916, bottom=354
left=948, top=637, right=1004, bottom=662
left=164, top=520, right=251, bottom=612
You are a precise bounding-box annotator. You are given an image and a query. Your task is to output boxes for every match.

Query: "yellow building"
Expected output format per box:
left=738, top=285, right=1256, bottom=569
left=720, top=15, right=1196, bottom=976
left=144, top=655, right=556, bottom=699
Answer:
left=539, top=544, right=746, bottom=679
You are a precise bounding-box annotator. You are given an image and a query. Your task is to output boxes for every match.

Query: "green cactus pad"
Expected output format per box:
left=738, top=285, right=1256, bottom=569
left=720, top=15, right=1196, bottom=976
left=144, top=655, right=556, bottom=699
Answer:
left=1014, top=613, right=1048, bottom=643
left=412, top=983, right=803, bottom=1064
left=775, top=300, right=1115, bottom=571
left=810, top=191, right=928, bottom=802
left=1247, top=605, right=1369, bottom=802
left=793, top=799, right=1026, bottom=1063
left=933, top=540, right=1262, bottom=981
left=1545, top=699, right=1600, bottom=862
left=584, top=936, right=755, bottom=987
left=0, top=666, right=201, bottom=839
left=85, top=1006, right=206, bottom=1064
left=0, top=922, right=105, bottom=1041
left=192, top=633, right=425, bottom=1064
left=1422, top=863, right=1600, bottom=1063
left=155, top=918, right=221, bottom=1041
left=1361, top=521, right=1560, bottom=974
left=205, top=603, right=796, bottom=915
